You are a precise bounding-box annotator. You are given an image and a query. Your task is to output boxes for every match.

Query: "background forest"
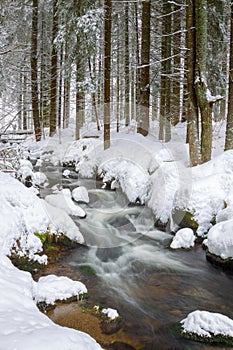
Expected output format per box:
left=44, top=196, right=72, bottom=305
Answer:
left=0, top=0, right=231, bottom=166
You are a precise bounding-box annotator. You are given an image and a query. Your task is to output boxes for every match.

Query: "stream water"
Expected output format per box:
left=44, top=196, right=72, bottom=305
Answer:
left=41, top=169, right=233, bottom=350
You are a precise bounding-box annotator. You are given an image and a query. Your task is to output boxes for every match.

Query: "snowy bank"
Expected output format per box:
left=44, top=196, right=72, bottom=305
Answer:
left=0, top=256, right=102, bottom=350
left=0, top=171, right=84, bottom=262
left=0, top=171, right=103, bottom=349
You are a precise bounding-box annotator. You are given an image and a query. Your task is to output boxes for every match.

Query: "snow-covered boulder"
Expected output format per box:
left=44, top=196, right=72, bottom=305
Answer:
left=172, top=173, right=233, bottom=236
left=35, top=275, right=87, bottom=305
left=0, top=171, right=84, bottom=261
left=148, top=161, right=188, bottom=225
left=72, top=186, right=89, bottom=204
left=32, top=171, right=48, bottom=186
left=102, top=308, right=119, bottom=320
left=205, top=219, right=233, bottom=260
left=170, top=228, right=195, bottom=249
left=45, top=193, right=86, bottom=218
left=181, top=310, right=233, bottom=339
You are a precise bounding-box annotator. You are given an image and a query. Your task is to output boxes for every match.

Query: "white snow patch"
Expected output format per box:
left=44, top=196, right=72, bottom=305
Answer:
left=205, top=219, right=233, bottom=259
left=35, top=275, right=87, bottom=305
left=45, top=193, right=86, bottom=218
left=0, top=256, right=103, bottom=350
left=181, top=310, right=233, bottom=338
left=72, top=186, right=89, bottom=203
left=102, top=308, right=119, bottom=320
left=170, top=228, right=195, bottom=249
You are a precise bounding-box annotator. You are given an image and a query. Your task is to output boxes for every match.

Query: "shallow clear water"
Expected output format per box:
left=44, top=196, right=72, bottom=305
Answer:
left=43, top=170, right=233, bottom=349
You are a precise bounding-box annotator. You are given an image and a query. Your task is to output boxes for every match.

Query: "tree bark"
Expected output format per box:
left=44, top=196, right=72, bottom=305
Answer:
left=195, top=0, right=212, bottom=163
left=49, top=0, right=58, bottom=137
left=225, top=3, right=233, bottom=151
left=186, top=0, right=200, bottom=166
left=124, top=2, right=130, bottom=127
left=137, top=0, right=150, bottom=136
left=104, top=0, right=112, bottom=149
left=31, top=0, right=41, bottom=141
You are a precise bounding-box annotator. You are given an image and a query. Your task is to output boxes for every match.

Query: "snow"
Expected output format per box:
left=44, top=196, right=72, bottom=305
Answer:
left=42, top=200, right=84, bottom=243
left=5, top=120, right=233, bottom=348
left=181, top=310, right=233, bottom=338
left=0, top=256, right=103, bottom=350
left=0, top=170, right=102, bottom=349
left=45, top=193, right=86, bottom=217
left=170, top=228, right=195, bottom=249
left=72, top=186, right=89, bottom=203
left=63, top=169, right=70, bottom=177
left=102, top=308, right=119, bottom=320
left=205, top=219, right=233, bottom=259
left=35, top=275, right=87, bottom=305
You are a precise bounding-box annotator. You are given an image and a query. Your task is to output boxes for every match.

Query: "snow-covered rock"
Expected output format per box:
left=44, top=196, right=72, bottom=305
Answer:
left=63, top=169, right=71, bottom=178
left=173, top=173, right=233, bottom=236
left=181, top=310, right=233, bottom=338
left=45, top=193, right=86, bottom=218
left=32, top=171, right=48, bottom=186
left=72, top=186, right=89, bottom=203
left=35, top=275, right=87, bottom=305
left=102, top=308, right=119, bottom=320
left=170, top=228, right=195, bottom=249
left=205, top=219, right=233, bottom=260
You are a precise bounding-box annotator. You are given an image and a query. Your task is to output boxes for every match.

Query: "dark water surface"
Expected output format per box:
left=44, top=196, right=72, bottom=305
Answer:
left=41, top=169, right=233, bottom=350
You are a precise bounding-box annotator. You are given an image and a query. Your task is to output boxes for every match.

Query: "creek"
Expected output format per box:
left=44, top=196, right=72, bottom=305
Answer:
left=40, top=168, right=233, bottom=350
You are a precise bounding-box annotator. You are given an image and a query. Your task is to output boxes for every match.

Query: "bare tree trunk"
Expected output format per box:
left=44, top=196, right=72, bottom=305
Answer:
left=23, top=71, right=28, bottom=130
left=137, top=0, right=150, bottom=136
left=186, top=0, right=200, bottom=166
left=31, top=0, right=41, bottom=141
left=195, top=0, right=212, bottom=163
left=63, top=40, right=71, bottom=129
left=124, top=2, right=130, bottom=127
left=104, top=0, right=112, bottom=149
left=225, top=3, right=233, bottom=151
left=49, top=0, right=58, bottom=137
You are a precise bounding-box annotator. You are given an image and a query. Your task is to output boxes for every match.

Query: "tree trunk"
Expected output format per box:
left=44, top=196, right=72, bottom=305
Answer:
left=31, top=0, right=41, bottom=141
left=195, top=0, right=212, bottom=163
left=124, top=2, right=130, bottom=127
left=186, top=0, right=200, bottom=166
left=104, top=0, right=112, bottom=149
left=225, top=3, right=233, bottom=151
left=49, top=0, right=58, bottom=137
left=63, top=40, right=71, bottom=129
left=137, top=0, right=150, bottom=136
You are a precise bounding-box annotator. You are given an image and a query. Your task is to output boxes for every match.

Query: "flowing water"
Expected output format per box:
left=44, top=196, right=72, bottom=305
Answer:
left=41, top=169, right=233, bottom=350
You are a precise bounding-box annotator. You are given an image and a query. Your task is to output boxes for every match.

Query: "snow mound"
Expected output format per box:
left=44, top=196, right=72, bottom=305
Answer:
left=181, top=310, right=233, bottom=338
left=170, top=228, right=195, bottom=249
left=0, top=172, right=84, bottom=260
left=45, top=193, right=86, bottom=217
left=99, top=158, right=150, bottom=204
left=35, top=275, right=87, bottom=305
left=42, top=200, right=84, bottom=243
left=205, top=219, right=233, bottom=259
left=102, top=308, right=119, bottom=320
left=173, top=173, right=233, bottom=236
left=72, top=186, right=89, bottom=203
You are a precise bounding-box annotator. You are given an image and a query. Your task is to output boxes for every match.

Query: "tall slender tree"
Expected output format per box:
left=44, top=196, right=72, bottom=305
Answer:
left=31, top=0, right=42, bottom=141
left=225, top=2, right=233, bottom=151
left=49, top=0, right=58, bottom=137
left=104, top=0, right=112, bottom=149
left=186, top=0, right=199, bottom=166
left=137, top=0, right=150, bottom=136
